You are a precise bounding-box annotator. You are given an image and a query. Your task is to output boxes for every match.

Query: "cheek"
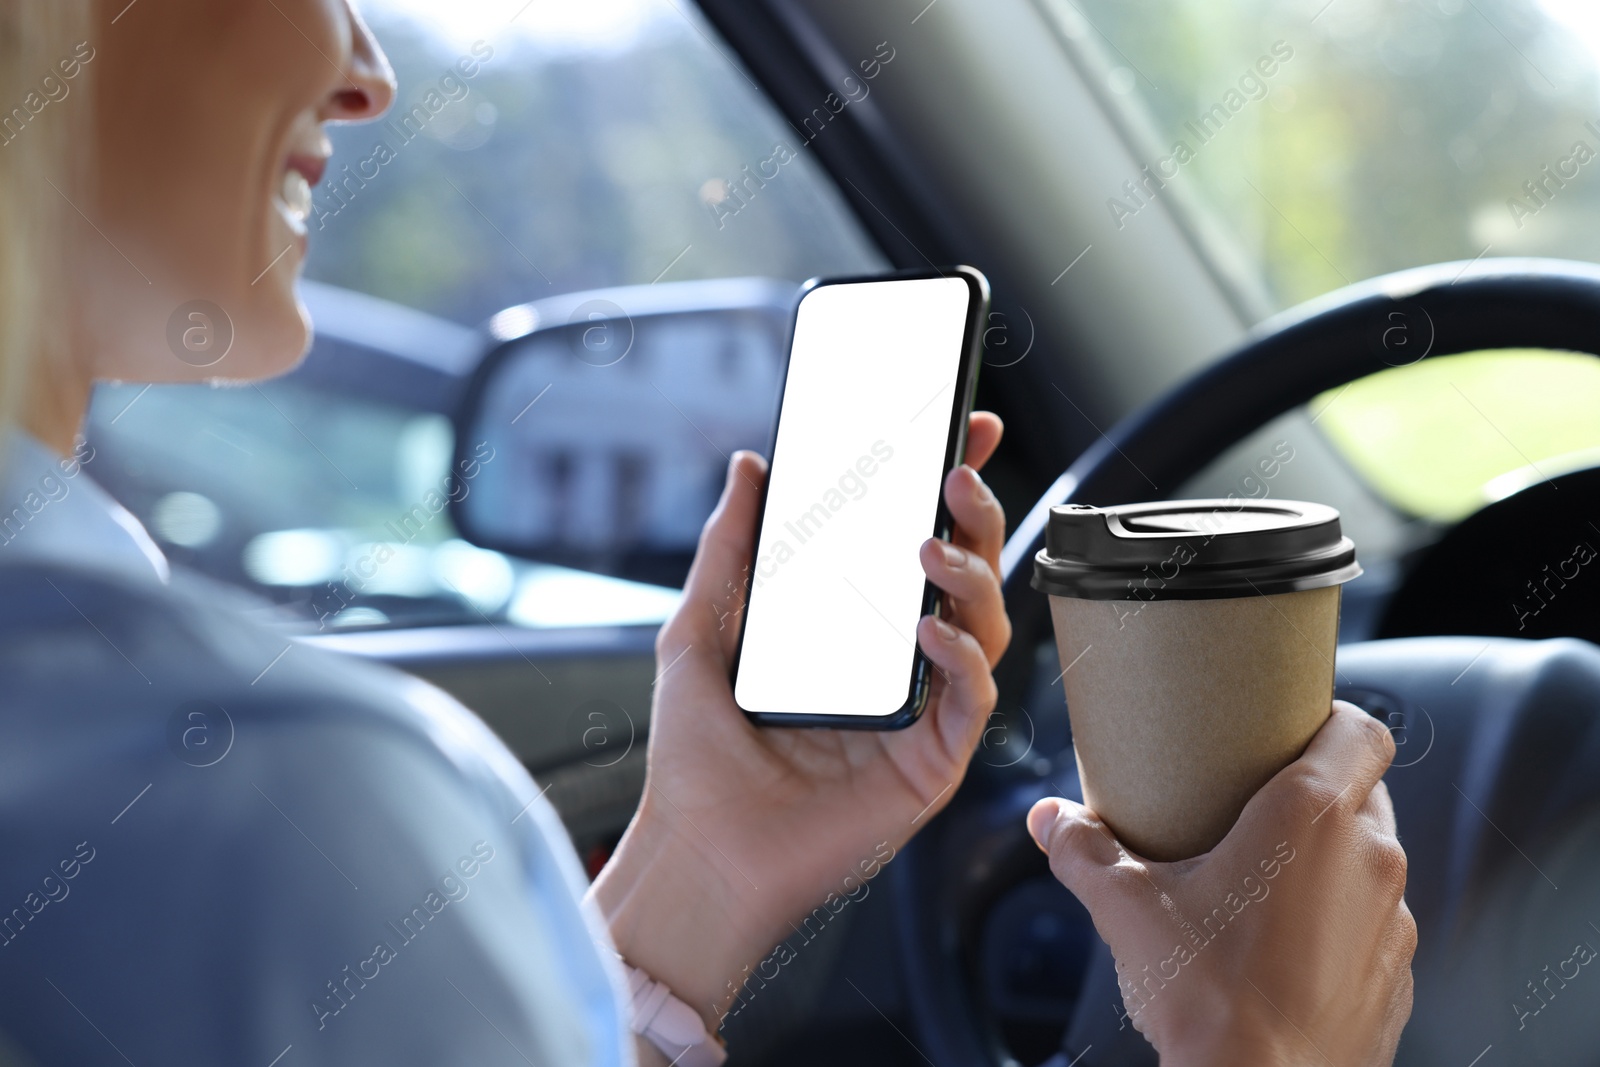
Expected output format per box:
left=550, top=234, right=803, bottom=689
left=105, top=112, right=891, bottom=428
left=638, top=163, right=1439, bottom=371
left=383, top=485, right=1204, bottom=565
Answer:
left=82, top=0, right=332, bottom=382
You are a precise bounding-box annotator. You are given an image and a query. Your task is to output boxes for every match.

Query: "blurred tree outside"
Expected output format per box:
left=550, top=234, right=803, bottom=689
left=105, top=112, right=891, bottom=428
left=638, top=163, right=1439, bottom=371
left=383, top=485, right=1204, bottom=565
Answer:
left=1066, top=0, right=1600, bottom=517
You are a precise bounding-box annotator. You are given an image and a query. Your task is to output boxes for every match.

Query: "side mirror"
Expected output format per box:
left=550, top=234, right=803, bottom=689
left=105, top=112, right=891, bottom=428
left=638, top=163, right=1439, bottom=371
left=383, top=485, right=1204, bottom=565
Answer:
left=450, top=278, right=796, bottom=587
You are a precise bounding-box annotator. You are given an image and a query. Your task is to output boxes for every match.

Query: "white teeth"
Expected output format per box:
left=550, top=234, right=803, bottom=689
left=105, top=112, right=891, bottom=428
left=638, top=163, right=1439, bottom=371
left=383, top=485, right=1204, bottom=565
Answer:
left=280, top=169, right=312, bottom=230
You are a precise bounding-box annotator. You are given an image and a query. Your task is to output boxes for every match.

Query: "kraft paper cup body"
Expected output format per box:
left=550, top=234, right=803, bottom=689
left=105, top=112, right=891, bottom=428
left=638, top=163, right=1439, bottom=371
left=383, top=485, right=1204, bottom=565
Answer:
left=1049, top=586, right=1341, bottom=861
left=1032, top=499, right=1360, bottom=862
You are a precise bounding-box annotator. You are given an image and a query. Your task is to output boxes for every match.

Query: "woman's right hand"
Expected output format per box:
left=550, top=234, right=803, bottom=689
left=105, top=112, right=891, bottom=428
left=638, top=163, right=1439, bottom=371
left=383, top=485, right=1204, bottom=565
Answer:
left=1029, top=701, right=1416, bottom=1066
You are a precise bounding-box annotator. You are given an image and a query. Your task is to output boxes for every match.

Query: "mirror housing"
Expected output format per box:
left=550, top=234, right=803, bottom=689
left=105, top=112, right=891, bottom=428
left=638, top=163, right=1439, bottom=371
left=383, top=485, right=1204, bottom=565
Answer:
left=450, top=277, right=797, bottom=587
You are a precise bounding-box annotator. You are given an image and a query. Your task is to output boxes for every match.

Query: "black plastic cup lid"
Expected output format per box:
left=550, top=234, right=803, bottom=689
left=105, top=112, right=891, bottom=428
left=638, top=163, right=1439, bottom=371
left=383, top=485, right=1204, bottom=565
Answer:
left=1031, top=499, right=1362, bottom=601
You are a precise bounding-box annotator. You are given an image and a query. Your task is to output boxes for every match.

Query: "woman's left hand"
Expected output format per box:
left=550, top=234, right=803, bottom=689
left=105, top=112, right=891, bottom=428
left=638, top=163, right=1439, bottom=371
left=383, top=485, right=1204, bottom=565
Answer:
left=589, top=412, right=1010, bottom=1035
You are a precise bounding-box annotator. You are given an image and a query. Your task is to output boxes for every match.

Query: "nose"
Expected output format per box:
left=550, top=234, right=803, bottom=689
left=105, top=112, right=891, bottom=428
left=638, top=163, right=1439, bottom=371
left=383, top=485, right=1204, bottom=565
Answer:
left=324, top=0, right=396, bottom=122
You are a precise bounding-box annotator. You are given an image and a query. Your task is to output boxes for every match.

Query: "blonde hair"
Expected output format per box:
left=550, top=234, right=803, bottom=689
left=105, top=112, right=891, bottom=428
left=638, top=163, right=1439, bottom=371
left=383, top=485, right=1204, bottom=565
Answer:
left=0, top=1, right=91, bottom=455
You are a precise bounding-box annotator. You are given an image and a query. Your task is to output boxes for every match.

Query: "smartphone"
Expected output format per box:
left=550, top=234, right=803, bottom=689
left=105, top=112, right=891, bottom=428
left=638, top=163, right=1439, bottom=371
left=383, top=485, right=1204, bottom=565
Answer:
left=730, top=267, right=989, bottom=730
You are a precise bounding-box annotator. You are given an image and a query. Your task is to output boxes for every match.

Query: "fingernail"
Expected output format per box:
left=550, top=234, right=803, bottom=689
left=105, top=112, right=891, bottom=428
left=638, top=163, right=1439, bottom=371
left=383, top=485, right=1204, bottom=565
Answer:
left=1028, top=798, right=1062, bottom=851
left=930, top=616, right=959, bottom=641
left=939, top=541, right=964, bottom=567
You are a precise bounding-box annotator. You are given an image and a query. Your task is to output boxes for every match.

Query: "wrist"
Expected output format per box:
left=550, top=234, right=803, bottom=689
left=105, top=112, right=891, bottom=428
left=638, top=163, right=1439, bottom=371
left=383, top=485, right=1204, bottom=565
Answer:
left=632, top=1035, right=671, bottom=1067
left=587, top=791, right=770, bottom=1034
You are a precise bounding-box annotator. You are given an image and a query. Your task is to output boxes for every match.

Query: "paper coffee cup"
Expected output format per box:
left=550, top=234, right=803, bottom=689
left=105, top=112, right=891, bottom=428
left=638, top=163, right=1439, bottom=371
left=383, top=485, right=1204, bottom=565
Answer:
left=1031, top=500, right=1361, bottom=861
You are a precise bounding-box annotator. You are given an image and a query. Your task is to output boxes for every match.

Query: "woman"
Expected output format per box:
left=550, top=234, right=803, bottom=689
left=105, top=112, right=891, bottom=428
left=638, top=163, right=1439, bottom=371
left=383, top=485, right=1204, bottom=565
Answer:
left=0, top=1, right=1414, bottom=1064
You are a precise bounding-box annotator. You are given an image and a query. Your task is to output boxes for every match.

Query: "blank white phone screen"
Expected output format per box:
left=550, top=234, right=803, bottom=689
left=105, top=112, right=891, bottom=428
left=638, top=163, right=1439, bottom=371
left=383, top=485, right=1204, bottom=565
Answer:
left=735, top=276, right=972, bottom=718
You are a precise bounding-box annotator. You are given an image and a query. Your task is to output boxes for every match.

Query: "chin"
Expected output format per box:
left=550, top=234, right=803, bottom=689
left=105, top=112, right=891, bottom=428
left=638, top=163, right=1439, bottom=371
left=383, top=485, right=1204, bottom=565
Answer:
left=211, top=290, right=314, bottom=383
left=276, top=292, right=316, bottom=374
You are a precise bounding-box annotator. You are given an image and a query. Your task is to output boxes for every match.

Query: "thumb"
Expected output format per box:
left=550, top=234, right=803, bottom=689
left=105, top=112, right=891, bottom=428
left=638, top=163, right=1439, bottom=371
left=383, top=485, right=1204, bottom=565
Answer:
left=661, top=450, right=768, bottom=664
left=1028, top=797, right=1169, bottom=929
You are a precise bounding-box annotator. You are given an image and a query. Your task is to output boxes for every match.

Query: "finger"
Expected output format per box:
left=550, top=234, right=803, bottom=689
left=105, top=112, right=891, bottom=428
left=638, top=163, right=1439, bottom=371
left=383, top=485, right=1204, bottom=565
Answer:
left=1375, top=906, right=1417, bottom=1059
left=661, top=450, right=768, bottom=664
left=1029, top=797, right=1120, bottom=860
left=945, top=464, right=1006, bottom=573
left=919, top=538, right=1010, bottom=665
left=964, top=412, right=1004, bottom=471
left=1392, top=899, right=1419, bottom=966
left=1360, top=777, right=1399, bottom=840
left=1276, top=700, right=1396, bottom=817
left=1318, top=697, right=1397, bottom=777
left=916, top=614, right=998, bottom=761
left=1029, top=796, right=1166, bottom=924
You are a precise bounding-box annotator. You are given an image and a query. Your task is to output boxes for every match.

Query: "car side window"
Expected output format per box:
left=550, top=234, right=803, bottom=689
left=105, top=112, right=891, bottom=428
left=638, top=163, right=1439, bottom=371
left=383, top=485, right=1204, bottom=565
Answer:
left=86, top=0, right=887, bottom=631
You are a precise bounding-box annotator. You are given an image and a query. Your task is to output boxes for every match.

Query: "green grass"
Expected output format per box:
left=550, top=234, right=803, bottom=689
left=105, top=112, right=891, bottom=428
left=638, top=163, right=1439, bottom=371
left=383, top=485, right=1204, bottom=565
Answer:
left=1313, top=350, right=1600, bottom=522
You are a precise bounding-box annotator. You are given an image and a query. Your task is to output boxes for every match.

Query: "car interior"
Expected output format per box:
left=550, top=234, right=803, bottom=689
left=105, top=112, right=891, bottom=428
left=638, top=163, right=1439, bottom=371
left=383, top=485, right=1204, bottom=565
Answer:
left=82, top=0, right=1600, bottom=1063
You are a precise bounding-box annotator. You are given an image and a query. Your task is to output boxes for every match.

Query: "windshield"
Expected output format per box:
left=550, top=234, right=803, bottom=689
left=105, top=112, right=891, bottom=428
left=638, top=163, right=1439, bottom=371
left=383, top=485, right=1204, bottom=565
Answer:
left=1052, top=0, right=1600, bottom=519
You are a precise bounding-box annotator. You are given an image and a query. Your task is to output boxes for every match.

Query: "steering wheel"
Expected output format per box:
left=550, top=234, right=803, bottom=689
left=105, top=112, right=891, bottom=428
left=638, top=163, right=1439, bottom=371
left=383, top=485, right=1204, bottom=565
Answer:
left=892, top=257, right=1600, bottom=1066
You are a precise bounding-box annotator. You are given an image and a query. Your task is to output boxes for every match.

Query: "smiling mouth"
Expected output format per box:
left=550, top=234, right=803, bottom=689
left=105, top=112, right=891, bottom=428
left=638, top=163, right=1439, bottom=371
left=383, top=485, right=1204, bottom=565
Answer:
left=278, top=170, right=313, bottom=236
left=277, top=156, right=325, bottom=240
